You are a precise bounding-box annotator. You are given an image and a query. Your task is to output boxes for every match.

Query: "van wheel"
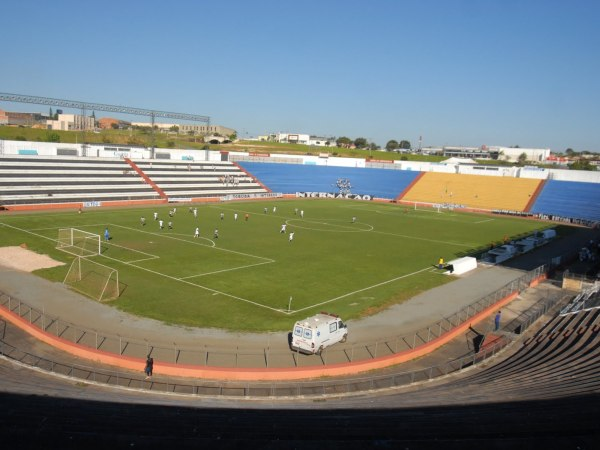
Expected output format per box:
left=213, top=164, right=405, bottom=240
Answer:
left=341, top=334, right=347, bottom=343
left=316, top=346, right=324, bottom=355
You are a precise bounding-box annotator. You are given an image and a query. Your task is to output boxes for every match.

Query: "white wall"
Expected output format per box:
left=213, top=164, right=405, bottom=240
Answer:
left=2, top=139, right=599, bottom=183
left=549, top=168, right=600, bottom=183
left=0, top=139, right=221, bottom=161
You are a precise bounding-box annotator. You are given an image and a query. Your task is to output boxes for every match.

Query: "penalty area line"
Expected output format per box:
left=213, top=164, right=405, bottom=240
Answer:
left=292, top=266, right=433, bottom=314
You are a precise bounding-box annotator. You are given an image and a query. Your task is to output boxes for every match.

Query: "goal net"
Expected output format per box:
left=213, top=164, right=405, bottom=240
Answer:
left=57, top=228, right=101, bottom=256
left=63, top=257, right=119, bottom=301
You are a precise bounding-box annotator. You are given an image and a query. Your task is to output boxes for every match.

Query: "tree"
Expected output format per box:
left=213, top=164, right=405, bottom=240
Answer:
left=369, top=142, right=379, bottom=151
left=49, top=107, right=53, bottom=118
left=399, top=140, right=411, bottom=150
left=169, top=125, right=179, bottom=133
left=569, top=159, right=597, bottom=171
left=385, top=140, right=399, bottom=151
left=336, top=136, right=352, bottom=148
left=565, top=148, right=576, bottom=157
left=354, top=137, right=367, bottom=149
left=517, top=152, right=527, bottom=166
left=229, top=133, right=237, bottom=141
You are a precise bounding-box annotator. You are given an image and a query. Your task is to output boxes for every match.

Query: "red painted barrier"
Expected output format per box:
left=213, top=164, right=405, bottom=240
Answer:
left=0, top=291, right=520, bottom=381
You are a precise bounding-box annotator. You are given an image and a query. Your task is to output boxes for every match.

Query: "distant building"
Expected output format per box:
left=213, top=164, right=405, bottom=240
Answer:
left=131, top=122, right=179, bottom=131
left=275, top=133, right=310, bottom=145
left=308, top=136, right=335, bottom=147
left=442, top=146, right=497, bottom=159
left=46, top=114, right=95, bottom=131
left=0, top=109, right=46, bottom=126
left=440, top=145, right=551, bottom=162
left=491, top=146, right=551, bottom=163
left=179, top=124, right=236, bottom=137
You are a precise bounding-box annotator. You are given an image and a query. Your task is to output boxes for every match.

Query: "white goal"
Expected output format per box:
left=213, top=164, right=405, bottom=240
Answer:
left=63, top=257, right=119, bottom=301
left=56, top=228, right=101, bottom=256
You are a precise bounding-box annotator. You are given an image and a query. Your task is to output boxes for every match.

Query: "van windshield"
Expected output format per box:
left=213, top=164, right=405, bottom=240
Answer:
left=303, top=328, right=312, bottom=339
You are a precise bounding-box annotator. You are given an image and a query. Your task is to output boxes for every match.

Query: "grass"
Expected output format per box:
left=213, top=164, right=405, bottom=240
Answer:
left=0, top=199, right=549, bottom=332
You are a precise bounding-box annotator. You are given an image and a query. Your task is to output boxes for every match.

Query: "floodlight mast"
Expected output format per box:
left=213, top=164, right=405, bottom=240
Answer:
left=0, top=93, right=211, bottom=158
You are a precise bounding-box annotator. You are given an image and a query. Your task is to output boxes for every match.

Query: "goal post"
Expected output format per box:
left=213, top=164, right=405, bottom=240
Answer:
left=57, top=228, right=101, bottom=256
left=63, top=257, right=119, bottom=301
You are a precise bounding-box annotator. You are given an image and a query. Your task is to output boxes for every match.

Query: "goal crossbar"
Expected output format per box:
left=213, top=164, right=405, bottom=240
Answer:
left=56, top=228, right=101, bottom=256
left=63, top=256, right=119, bottom=301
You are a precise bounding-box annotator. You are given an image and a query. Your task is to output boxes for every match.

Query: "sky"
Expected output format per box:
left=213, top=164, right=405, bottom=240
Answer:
left=1, top=0, right=599, bottom=152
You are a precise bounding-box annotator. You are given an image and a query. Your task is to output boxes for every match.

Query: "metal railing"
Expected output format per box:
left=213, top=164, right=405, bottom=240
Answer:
left=0, top=286, right=565, bottom=398
left=0, top=266, right=548, bottom=370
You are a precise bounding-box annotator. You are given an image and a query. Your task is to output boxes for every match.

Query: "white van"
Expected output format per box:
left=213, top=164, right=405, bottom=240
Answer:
left=290, top=312, right=348, bottom=355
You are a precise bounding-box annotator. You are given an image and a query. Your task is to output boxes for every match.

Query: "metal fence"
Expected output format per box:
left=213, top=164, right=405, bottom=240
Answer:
left=0, top=266, right=547, bottom=371
left=0, top=284, right=565, bottom=398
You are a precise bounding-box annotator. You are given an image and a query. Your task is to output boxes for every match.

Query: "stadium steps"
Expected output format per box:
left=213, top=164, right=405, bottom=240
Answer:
left=523, top=178, right=546, bottom=212
left=0, top=155, right=158, bottom=206
left=529, top=179, right=600, bottom=222
left=451, top=309, right=600, bottom=399
left=401, top=172, right=541, bottom=211
left=236, top=161, right=420, bottom=199
left=124, top=157, right=167, bottom=199
left=130, top=159, right=268, bottom=200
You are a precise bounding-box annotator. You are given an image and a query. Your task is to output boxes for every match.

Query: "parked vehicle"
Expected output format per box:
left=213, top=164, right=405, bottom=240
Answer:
left=290, top=312, right=348, bottom=355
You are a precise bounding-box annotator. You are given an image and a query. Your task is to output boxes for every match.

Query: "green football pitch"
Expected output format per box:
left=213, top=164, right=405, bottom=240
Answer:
left=0, top=199, right=549, bottom=331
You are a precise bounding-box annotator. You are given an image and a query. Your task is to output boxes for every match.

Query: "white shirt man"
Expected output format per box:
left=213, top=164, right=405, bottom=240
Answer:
left=280, top=224, right=287, bottom=233
left=289, top=232, right=294, bottom=242
left=159, top=220, right=164, bottom=230
left=153, top=212, right=158, bottom=220
left=194, top=227, right=199, bottom=238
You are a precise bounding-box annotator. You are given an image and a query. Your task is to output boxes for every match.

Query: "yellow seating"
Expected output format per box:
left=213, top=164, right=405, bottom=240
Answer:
left=401, top=172, right=541, bottom=211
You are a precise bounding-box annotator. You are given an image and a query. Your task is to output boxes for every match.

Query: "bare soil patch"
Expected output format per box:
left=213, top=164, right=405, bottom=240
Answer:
left=0, top=246, right=65, bottom=272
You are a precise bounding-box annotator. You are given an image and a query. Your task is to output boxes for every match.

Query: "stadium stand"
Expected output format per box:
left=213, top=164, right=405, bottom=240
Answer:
left=454, top=307, right=600, bottom=399
left=530, top=180, right=600, bottom=222
left=400, top=172, right=542, bottom=211
left=0, top=155, right=159, bottom=205
left=237, top=161, right=420, bottom=199
left=130, top=159, right=268, bottom=199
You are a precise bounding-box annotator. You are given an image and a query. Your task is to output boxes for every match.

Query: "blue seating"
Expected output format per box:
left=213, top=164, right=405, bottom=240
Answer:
left=530, top=180, right=600, bottom=221
left=238, top=162, right=419, bottom=199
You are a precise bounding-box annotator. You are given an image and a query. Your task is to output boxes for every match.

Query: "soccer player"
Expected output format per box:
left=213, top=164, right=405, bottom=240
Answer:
left=153, top=212, right=158, bottom=220
left=159, top=219, right=164, bottom=230
left=140, top=216, right=146, bottom=226
left=245, top=213, right=249, bottom=221
left=273, top=206, right=277, bottom=213
left=234, top=213, right=238, bottom=221
left=280, top=223, right=287, bottom=233
left=300, top=210, right=304, bottom=218
left=264, top=207, right=268, bottom=214
left=352, top=216, right=356, bottom=223
left=220, top=212, right=224, bottom=220
left=193, top=208, right=198, bottom=219
left=289, top=231, right=294, bottom=242
left=194, top=227, right=199, bottom=238
left=104, top=227, right=110, bottom=241
left=214, top=229, right=219, bottom=239
left=168, top=221, right=173, bottom=230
